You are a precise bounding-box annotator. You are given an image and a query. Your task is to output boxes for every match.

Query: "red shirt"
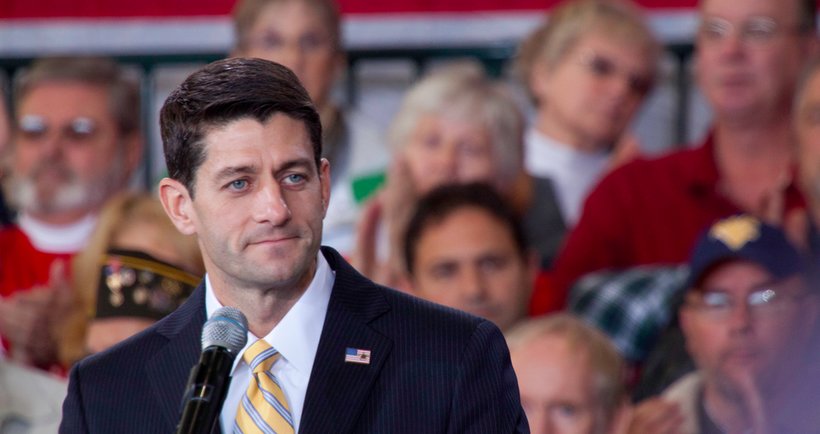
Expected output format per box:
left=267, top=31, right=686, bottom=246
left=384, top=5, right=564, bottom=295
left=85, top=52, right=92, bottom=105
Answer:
left=530, top=135, right=805, bottom=315
left=0, top=225, right=74, bottom=373
left=0, top=225, right=73, bottom=297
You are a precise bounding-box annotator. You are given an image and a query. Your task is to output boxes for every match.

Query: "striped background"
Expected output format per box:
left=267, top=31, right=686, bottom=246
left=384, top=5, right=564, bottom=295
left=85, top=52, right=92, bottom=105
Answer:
left=0, top=1, right=703, bottom=56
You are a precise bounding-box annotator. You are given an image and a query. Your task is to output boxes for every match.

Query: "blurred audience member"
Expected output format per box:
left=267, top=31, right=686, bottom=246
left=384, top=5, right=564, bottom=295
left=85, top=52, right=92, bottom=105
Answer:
left=517, top=0, right=658, bottom=226
left=58, top=193, right=203, bottom=366
left=541, top=0, right=818, bottom=314
left=232, top=0, right=388, bottom=253
left=0, top=57, right=142, bottom=371
left=0, top=359, right=66, bottom=434
left=507, top=313, right=633, bottom=434
left=402, top=183, right=535, bottom=332
left=355, top=63, right=564, bottom=285
left=654, top=215, right=820, bottom=433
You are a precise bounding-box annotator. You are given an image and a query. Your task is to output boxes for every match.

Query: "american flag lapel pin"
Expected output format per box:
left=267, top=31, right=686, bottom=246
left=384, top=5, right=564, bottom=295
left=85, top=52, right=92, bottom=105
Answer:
left=344, top=347, right=371, bottom=365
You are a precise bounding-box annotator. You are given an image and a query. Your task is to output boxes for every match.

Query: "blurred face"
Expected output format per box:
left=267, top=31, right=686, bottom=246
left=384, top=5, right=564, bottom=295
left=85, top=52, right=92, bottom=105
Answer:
left=10, top=82, right=127, bottom=222
left=681, top=261, right=815, bottom=397
left=410, top=207, right=532, bottom=331
left=238, top=0, right=340, bottom=109
left=695, top=0, right=811, bottom=123
left=795, top=70, right=820, bottom=202
left=532, top=31, right=654, bottom=152
left=169, top=114, right=329, bottom=293
left=512, top=334, right=603, bottom=434
left=403, top=114, right=497, bottom=194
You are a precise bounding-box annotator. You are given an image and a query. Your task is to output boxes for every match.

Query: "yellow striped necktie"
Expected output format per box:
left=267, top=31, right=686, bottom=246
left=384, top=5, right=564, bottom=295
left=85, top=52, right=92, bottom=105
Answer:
left=234, top=340, right=295, bottom=434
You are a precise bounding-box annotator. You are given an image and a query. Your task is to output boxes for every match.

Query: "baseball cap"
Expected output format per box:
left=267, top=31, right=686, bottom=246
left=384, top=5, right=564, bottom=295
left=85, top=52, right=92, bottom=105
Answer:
left=686, top=214, right=805, bottom=289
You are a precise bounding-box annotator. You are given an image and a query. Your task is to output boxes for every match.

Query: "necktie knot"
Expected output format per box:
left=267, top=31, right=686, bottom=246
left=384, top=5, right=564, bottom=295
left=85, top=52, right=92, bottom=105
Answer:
left=243, top=339, right=281, bottom=375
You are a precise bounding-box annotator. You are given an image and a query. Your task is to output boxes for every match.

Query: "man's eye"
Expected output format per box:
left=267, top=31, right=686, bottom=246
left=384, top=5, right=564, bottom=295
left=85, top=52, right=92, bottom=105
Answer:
left=552, top=403, right=580, bottom=418
left=228, top=179, right=248, bottom=190
left=702, top=292, right=731, bottom=309
left=283, top=174, right=306, bottom=185
left=430, top=265, right=457, bottom=279
left=478, top=257, right=507, bottom=273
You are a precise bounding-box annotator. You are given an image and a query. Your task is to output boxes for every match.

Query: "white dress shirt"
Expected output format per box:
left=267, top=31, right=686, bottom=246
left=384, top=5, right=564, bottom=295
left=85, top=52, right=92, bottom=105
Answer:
left=207, top=252, right=334, bottom=434
left=524, top=127, right=609, bottom=226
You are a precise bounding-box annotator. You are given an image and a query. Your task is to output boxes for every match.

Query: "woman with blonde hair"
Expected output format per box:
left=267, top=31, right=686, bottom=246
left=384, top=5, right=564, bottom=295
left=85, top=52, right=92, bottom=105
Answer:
left=59, top=192, right=203, bottom=366
left=517, top=0, right=659, bottom=227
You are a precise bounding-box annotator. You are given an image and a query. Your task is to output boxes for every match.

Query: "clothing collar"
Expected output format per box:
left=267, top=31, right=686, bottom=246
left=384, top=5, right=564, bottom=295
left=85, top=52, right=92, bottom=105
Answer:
left=17, top=212, right=97, bottom=253
left=205, top=251, right=334, bottom=376
left=685, top=131, right=805, bottom=209
left=525, top=127, right=609, bottom=169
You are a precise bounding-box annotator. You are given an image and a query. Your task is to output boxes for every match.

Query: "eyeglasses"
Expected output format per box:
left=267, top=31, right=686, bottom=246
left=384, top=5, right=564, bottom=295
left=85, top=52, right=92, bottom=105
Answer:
left=578, top=52, right=653, bottom=96
left=686, top=286, right=807, bottom=320
left=698, top=16, right=805, bottom=45
left=17, top=115, right=98, bottom=143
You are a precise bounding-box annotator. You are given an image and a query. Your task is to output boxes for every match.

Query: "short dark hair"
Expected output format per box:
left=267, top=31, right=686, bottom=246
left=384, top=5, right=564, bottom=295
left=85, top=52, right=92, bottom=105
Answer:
left=14, top=56, right=141, bottom=137
left=160, top=57, right=322, bottom=197
left=403, top=182, right=528, bottom=275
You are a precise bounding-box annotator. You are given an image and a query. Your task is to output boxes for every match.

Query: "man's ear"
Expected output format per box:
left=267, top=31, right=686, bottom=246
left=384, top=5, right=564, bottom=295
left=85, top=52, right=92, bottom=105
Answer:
left=319, top=158, right=331, bottom=217
left=158, top=177, right=197, bottom=235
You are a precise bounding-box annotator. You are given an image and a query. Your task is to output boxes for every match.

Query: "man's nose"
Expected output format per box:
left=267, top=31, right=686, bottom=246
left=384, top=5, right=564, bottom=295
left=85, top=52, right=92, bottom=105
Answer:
left=253, top=180, right=292, bottom=226
left=727, top=301, right=753, bottom=333
left=461, top=266, right=488, bottom=301
left=40, top=132, right=67, bottom=159
left=718, top=31, right=746, bottom=60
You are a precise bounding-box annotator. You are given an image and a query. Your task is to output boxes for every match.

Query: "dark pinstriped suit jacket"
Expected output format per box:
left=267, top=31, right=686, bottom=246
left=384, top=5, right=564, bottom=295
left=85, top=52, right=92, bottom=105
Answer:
left=60, top=247, right=529, bottom=433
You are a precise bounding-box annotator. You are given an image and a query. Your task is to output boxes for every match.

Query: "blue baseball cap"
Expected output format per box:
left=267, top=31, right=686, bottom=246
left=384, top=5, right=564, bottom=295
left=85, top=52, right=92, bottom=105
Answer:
left=686, top=215, right=805, bottom=289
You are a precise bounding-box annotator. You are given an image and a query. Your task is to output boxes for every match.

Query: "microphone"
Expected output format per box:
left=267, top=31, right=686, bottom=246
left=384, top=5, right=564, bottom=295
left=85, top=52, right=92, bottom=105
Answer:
left=176, top=306, right=248, bottom=434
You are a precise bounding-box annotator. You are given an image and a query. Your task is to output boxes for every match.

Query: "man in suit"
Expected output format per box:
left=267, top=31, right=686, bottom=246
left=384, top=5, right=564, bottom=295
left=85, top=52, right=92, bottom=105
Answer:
left=59, top=58, right=527, bottom=433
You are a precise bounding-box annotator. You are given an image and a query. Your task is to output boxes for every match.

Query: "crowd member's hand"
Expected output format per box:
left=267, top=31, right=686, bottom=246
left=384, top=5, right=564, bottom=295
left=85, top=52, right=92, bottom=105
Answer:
left=0, top=260, right=72, bottom=368
left=352, top=156, right=417, bottom=288
left=351, top=191, right=383, bottom=279
left=733, top=170, right=813, bottom=253
left=620, top=398, right=683, bottom=434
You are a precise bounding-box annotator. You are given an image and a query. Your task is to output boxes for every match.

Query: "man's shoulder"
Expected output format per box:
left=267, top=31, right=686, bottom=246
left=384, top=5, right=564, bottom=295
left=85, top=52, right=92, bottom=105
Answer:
left=324, top=247, right=492, bottom=342
left=604, top=144, right=707, bottom=185
left=73, top=320, right=172, bottom=379
left=380, top=285, right=486, bottom=332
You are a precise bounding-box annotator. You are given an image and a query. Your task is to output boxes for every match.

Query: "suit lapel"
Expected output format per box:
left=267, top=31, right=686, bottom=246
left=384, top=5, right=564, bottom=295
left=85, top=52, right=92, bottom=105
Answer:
left=145, top=284, right=207, bottom=430
left=299, top=248, right=393, bottom=434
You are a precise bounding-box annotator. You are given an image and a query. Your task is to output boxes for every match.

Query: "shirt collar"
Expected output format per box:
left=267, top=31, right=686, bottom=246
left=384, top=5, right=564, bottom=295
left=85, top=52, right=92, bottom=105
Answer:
left=525, top=127, right=610, bottom=167
left=17, top=212, right=98, bottom=253
left=205, top=250, right=334, bottom=375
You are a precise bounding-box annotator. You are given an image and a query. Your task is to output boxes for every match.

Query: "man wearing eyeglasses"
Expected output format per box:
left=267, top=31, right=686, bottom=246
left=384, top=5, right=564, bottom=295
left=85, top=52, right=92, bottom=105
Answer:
left=542, top=0, right=820, bottom=315
left=0, top=57, right=142, bottom=373
left=660, top=214, right=820, bottom=434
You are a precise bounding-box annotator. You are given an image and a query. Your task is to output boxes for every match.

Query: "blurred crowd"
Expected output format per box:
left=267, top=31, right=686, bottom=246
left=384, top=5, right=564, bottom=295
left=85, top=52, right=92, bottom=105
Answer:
left=2, top=0, right=820, bottom=433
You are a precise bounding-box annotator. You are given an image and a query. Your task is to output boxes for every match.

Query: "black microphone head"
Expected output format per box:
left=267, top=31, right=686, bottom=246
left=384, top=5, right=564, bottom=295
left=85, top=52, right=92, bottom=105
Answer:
left=202, top=306, right=248, bottom=354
